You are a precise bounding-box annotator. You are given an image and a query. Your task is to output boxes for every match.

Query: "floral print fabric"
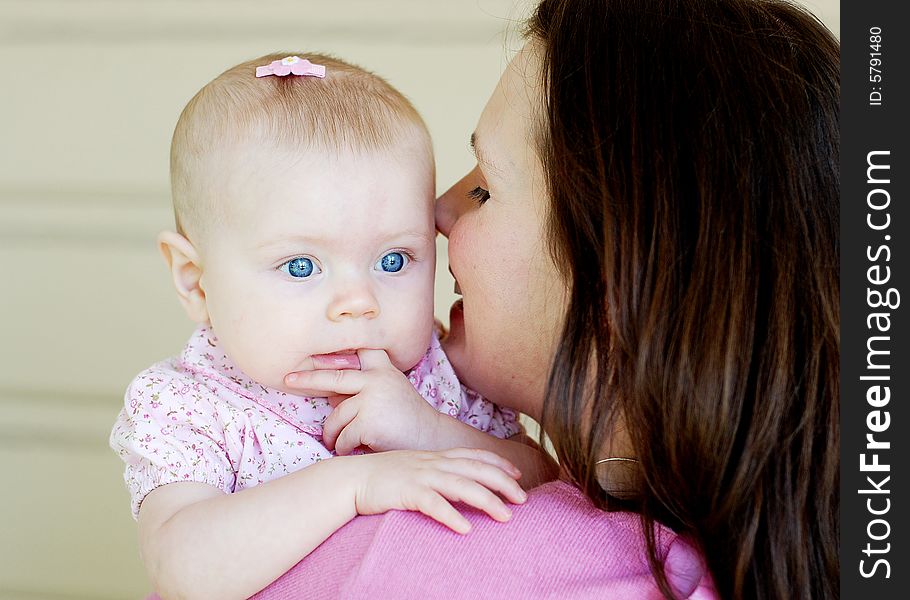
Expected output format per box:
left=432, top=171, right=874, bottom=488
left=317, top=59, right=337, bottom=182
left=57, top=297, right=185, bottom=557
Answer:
left=110, top=326, right=520, bottom=519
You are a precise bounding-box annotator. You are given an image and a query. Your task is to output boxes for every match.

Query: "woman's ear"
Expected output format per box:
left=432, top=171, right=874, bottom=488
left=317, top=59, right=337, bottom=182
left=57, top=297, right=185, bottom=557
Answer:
left=157, top=230, right=210, bottom=324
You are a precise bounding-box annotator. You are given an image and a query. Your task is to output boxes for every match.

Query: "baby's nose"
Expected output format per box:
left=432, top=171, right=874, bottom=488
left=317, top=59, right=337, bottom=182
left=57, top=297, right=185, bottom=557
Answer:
left=327, top=283, right=380, bottom=321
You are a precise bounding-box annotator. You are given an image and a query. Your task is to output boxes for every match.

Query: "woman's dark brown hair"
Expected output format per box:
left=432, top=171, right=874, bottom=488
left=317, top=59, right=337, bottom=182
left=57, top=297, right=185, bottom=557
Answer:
left=528, top=1, right=839, bottom=598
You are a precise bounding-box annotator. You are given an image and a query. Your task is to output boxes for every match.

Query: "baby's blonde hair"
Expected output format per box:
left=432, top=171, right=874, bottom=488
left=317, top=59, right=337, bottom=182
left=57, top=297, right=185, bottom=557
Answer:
left=170, top=52, right=432, bottom=240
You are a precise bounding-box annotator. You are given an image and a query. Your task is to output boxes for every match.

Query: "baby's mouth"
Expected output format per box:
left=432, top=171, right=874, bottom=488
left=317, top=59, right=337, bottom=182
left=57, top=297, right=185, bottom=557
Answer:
left=307, top=350, right=361, bottom=371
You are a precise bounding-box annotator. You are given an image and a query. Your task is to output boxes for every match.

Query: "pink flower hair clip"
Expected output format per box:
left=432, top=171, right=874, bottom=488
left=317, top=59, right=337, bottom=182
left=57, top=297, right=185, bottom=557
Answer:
left=255, top=56, right=326, bottom=79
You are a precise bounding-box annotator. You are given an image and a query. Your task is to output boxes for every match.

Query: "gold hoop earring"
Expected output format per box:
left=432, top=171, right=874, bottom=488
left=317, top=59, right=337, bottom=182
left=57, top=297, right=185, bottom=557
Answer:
left=594, top=457, right=639, bottom=467
left=594, top=457, right=640, bottom=499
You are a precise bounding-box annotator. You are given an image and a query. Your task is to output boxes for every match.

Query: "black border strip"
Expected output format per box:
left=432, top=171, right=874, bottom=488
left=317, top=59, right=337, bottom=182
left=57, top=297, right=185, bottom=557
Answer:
left=841, top=1, right=908, bottom=596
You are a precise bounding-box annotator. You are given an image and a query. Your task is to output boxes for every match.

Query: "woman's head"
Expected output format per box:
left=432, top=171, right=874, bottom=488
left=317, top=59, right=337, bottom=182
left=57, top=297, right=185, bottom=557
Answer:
left=436, top=46, right=565, bottom=421
left=439, top=1, right=839, bottom=598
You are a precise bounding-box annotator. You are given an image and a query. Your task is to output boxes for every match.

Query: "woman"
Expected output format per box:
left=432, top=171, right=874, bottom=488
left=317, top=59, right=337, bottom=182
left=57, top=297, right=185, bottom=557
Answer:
left=276, top=0, right=840, bottom=598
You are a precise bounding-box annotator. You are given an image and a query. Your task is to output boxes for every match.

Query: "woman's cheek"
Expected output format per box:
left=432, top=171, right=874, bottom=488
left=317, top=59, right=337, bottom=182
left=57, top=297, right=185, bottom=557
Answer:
left=446, top=217, right=473, bottom=275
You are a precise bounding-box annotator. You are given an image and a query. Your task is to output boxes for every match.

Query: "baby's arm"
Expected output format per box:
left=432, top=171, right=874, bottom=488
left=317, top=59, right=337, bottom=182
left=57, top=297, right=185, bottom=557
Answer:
left=432, top=386, right=560, bottom=489
left=413, top=423, right=560, bottom=490
left=139, top=449, right=525, bottom=600
left=285, top=350, right=559, bottom=490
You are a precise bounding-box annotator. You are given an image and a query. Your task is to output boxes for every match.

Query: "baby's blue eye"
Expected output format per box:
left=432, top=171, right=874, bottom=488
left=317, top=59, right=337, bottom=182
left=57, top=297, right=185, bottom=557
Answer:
left=377, top=252, right=408, bottom=273
left=279, top=257, right=319, bottom=278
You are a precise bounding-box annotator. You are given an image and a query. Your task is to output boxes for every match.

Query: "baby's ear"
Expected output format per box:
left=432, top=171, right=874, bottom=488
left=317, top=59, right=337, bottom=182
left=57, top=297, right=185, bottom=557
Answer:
left=157, top=231, right=209, bottom=324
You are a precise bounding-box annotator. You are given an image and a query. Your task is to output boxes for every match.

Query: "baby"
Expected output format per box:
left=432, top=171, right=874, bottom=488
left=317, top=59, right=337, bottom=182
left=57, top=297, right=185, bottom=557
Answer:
left=110, top=53, right=552, bottom=599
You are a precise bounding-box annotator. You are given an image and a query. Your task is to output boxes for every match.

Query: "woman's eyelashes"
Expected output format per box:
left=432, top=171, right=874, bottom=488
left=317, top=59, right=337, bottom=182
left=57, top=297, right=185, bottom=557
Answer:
left=278, top=256, right=321, bottom=279
left=467, top=186, right=490, bottom=205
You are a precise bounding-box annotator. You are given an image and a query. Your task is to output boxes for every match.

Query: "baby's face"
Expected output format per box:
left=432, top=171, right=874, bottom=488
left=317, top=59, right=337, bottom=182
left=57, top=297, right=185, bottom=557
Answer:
left=196, top=137, right=436, bottom=393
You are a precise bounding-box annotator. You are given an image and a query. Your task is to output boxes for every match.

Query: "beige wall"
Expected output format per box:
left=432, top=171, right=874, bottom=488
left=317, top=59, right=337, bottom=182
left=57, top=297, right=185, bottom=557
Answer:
left=0, top=1, right=838, bottom=598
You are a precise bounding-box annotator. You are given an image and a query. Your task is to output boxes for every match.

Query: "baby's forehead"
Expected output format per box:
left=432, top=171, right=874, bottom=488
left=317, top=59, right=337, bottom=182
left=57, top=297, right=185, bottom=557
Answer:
left=200, top=140, right=435, bottom=240
left=208, top=134, right=434, bottom=190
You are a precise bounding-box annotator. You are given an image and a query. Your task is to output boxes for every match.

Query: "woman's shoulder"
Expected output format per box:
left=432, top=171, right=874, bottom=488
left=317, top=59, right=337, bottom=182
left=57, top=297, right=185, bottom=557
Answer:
left=497, top=479, right=645, bottom=545
left=486, top=480, right=713, bottom=597
left=253, top=480, right=716, bottom=600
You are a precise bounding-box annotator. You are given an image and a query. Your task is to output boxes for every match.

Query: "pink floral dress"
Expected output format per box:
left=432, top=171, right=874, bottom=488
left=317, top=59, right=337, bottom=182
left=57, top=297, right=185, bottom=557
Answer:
left=110, top=326, right=520, bottom=519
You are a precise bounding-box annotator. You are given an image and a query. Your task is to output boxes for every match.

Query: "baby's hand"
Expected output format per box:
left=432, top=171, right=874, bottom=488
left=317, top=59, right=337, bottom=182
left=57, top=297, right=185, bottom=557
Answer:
left=347, top=448, right=527, bottom=534
left=285, top=349, right=446, bottom=455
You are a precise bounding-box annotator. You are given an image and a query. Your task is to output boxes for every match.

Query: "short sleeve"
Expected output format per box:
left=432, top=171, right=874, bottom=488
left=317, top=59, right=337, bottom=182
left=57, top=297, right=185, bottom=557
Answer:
left=410, top=328, right=522, bottom=440
left=455, top=385, right=522, bottom=439
left=664, top=537, right=717, bottom=599
left=110, top=361, right=236, bottom=519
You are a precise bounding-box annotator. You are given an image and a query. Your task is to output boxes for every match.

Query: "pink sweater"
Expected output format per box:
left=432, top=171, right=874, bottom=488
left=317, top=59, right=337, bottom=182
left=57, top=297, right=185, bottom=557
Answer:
left=250, top=480, right=717, bottom=599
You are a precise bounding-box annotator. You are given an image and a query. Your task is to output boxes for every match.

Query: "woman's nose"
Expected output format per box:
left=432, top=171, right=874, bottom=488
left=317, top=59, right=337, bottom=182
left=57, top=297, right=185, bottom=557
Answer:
left=327, top=280, right=380, bottom=321
left=435, top=175, right=472, bottom=238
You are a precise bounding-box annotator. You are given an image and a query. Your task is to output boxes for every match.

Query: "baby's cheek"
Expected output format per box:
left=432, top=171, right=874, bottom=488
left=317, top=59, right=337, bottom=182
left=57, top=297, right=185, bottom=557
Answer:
left=381, top=272, right=435, bottom=371
left=385, top=319, right=434, bottom=372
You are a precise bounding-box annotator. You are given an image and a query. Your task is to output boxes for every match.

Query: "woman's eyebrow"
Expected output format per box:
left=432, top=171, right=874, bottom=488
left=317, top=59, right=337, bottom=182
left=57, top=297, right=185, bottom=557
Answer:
left=469, top=133, right=502, bottom=176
